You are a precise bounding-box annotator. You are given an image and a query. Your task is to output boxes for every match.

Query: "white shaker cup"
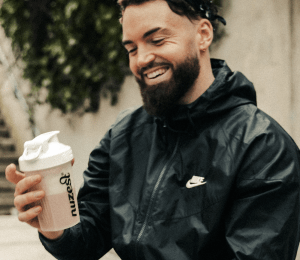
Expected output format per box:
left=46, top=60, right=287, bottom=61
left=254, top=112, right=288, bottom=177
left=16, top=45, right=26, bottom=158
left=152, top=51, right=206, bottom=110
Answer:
left=18, top=131, right=80, bottom=231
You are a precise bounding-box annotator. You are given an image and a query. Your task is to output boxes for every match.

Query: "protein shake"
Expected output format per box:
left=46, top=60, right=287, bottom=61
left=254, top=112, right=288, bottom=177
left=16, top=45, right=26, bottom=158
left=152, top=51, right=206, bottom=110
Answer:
left=19, top=131, right=80, bottom=231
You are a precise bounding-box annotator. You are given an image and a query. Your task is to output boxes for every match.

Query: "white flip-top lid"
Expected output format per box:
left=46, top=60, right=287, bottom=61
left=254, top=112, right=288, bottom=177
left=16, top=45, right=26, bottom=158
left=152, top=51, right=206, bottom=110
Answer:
left=19, top=131, right=73, bottom=172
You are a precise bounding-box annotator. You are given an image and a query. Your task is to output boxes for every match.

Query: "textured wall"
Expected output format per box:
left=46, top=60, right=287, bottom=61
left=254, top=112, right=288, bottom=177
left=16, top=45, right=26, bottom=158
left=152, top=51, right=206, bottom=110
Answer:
left=0, top=27, right=33, bottom=155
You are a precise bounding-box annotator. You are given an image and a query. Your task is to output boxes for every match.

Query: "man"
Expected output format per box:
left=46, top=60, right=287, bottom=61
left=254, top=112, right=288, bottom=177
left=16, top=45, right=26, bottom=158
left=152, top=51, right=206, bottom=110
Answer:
left=6, top=0, right=300, bottom=259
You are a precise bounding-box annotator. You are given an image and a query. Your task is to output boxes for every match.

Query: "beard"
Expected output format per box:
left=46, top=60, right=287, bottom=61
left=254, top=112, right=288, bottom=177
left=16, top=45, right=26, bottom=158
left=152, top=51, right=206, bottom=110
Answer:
left=135, top=54, right=200, bottom=118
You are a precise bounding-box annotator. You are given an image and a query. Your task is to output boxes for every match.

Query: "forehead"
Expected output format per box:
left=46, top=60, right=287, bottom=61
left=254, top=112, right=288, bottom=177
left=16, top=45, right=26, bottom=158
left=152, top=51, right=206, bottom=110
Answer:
left=122, top=0, right=193, bottom=41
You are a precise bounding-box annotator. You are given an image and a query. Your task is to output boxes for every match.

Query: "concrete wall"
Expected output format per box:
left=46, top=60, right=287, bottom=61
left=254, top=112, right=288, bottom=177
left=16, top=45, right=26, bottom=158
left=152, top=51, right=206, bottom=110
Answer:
left=0, top=27, right=34, bottom=156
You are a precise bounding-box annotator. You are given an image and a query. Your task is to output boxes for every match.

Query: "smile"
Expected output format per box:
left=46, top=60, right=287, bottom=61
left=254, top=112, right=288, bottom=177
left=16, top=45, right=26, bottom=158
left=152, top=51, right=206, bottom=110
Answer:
left=145, top=67, right=169, bottom=79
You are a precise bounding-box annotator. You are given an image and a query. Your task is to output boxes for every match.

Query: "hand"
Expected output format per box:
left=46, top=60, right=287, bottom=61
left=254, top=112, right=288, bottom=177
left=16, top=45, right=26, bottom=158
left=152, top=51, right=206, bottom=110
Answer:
left=6, top=163, right=44, bottom=229
left=5, top=163, right=67, bottom=240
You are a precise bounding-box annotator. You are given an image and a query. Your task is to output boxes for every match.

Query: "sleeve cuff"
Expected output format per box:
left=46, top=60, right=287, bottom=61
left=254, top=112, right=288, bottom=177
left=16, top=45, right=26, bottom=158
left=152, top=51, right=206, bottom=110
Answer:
left=39, top=228, right=70, bottom=250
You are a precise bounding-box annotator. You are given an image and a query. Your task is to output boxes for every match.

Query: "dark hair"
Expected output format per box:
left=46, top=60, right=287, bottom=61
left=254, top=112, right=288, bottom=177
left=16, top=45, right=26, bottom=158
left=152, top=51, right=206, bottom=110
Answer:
left=118, top=0, right=221, bottom=30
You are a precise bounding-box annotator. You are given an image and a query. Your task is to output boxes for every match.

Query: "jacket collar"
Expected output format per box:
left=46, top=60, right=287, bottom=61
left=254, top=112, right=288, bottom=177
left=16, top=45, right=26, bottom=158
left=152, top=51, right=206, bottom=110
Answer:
left=156, top=59, right=257, bottom=133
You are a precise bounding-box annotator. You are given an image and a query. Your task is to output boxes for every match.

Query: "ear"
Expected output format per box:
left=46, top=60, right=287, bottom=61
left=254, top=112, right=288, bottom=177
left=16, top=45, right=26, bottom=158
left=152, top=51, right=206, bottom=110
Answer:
left=196, top=19, right=214, bottom=52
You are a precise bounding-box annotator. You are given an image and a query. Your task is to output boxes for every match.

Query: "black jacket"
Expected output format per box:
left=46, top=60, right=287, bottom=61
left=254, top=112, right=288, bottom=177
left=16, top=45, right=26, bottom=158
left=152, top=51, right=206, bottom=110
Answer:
left=40, top=59, right=300, bottom=260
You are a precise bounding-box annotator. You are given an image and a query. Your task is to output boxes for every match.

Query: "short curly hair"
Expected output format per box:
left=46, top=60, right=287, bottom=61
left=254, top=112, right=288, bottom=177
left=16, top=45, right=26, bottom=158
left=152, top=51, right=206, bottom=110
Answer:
left=118, top=0, right=220, bottom=30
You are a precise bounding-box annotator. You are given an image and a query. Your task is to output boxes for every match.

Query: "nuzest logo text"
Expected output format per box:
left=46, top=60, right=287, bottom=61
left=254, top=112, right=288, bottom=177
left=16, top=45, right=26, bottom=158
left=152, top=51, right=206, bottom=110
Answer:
left=60, top=173, right=77, bottom=217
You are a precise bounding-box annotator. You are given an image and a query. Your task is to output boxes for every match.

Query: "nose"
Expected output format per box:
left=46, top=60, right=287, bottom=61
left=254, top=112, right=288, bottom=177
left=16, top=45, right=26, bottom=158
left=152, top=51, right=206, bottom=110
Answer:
left=137, top=49, right=155, bottom=70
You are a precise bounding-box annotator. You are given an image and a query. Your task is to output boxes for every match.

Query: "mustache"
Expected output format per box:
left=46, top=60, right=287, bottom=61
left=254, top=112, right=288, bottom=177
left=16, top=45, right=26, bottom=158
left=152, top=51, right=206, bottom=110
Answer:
left=138, top=61, right=172, bottom=77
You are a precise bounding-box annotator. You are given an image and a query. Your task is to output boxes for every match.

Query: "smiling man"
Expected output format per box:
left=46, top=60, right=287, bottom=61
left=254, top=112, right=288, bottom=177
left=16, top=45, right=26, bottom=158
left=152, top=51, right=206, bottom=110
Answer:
left=122, top=0, right=214, bottom=117
left=5, top=0, right=300, bottom=260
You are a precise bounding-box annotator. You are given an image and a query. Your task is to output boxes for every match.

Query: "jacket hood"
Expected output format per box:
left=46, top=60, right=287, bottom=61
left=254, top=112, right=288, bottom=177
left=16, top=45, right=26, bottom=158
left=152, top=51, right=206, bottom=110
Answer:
left=160, top=59, right=257, bottom=132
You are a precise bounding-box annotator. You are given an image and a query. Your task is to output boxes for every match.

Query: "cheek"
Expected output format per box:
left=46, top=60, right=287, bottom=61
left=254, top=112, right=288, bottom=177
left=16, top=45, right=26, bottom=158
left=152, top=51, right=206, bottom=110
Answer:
left=159, top=42, right=191, bottom=62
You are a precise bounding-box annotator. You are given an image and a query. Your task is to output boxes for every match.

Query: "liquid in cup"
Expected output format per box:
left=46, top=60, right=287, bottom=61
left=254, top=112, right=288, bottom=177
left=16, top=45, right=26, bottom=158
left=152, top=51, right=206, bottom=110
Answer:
left=19, top=131, right=80, bottom=231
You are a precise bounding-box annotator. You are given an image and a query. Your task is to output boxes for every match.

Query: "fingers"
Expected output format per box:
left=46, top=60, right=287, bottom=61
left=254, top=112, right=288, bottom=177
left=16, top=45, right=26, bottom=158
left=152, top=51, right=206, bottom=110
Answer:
left=14, top=174, right=42, bottom=197
left=14, top=174, right=44, bottom=226
left=18, top=205, right=42, bottom=224
left=71, top=158, right=75, bottom=166
left=5, top=164, right=26, bottom=185
left=8, top=167, right=45, bottom=229
left=14, top=190, right=45, bottom=211
left=14, top=187, right=45, bottom=227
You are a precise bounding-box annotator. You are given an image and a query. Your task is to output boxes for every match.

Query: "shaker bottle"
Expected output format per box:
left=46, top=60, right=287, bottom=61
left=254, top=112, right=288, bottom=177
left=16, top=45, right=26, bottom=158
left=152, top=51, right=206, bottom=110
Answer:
left=18, top=131, right=80, bottom=231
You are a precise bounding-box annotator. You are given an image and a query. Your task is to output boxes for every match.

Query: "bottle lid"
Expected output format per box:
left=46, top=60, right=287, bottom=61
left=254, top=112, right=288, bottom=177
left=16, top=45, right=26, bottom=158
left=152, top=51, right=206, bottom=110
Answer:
left=19, top=131, right=73, bottom=172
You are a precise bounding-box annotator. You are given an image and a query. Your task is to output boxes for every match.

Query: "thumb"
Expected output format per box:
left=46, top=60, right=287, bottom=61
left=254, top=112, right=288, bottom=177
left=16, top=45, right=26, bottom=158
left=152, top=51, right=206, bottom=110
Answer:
left=5, top=164, right=25, bottom=185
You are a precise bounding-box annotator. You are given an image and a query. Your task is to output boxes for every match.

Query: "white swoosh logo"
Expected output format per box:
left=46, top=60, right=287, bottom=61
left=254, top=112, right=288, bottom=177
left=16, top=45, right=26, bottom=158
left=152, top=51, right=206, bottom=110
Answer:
left=186, top=176, right=206, bottom=188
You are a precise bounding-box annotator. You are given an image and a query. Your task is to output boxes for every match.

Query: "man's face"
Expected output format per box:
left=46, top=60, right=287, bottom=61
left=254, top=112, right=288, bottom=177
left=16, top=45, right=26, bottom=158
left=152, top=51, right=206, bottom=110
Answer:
left=122, top=0, right=201, bottom=117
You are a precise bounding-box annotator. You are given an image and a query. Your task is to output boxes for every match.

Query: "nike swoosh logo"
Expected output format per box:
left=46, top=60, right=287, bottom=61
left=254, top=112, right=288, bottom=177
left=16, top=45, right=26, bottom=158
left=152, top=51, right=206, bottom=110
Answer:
left=186, top=176, right=206, bottom=188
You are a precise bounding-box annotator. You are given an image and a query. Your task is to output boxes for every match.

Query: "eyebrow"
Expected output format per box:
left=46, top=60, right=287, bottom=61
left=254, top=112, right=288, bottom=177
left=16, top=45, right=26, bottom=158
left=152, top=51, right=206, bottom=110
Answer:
left=122, top=27, right=162, bottom=46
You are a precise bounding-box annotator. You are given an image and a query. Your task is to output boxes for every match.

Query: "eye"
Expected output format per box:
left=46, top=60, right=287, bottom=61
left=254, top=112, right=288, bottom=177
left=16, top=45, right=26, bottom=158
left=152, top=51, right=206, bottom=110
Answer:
left=152, top=38, right=164, bottom=45
left=127, top=48, right=137, bottom=55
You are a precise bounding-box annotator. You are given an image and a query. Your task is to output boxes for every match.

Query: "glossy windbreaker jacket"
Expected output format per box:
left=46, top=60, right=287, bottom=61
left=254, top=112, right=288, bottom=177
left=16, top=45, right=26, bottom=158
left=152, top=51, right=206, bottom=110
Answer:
left=40, top=60, right=300, bottom=260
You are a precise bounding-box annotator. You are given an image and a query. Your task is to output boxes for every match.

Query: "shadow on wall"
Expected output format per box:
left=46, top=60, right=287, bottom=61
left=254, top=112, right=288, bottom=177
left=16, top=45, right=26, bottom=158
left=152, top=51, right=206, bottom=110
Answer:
left=210, top=0, right=232, bottom=50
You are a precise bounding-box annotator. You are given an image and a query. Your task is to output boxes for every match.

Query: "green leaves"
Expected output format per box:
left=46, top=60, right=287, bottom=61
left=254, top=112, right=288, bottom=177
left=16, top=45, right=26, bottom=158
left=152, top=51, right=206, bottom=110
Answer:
left=65, top=2, right=79, bottom=19
left=0, top=0, right=127, bottom=113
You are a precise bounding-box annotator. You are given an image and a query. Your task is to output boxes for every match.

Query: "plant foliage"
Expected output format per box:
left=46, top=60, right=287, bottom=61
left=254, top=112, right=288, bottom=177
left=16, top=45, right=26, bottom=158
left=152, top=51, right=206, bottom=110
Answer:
left=0, top=0, right=224, bottom=114
left=0, top=0, right=127, bottom=113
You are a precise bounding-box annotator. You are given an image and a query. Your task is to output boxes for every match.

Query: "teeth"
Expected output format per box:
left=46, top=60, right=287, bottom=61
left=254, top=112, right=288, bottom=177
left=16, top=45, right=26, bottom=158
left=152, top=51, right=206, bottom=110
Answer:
left=146, top=68, right=167, bottom=79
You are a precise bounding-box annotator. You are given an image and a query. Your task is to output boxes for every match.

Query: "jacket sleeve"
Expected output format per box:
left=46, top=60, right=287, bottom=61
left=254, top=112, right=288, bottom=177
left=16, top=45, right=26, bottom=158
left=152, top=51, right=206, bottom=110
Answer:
left=225, top=128, right=300, bottom=260
left=39, top=128, right=113, bottom=260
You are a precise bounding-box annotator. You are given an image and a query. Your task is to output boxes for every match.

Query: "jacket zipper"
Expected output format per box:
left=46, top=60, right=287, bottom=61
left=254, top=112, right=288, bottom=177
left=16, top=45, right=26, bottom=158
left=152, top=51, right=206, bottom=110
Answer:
left=135, top=135, right=180, bottom=259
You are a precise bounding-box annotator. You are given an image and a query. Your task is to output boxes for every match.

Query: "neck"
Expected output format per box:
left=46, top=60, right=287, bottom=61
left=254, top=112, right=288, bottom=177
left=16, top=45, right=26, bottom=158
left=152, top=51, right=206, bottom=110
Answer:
left=179, top=53, right=214, bottom=104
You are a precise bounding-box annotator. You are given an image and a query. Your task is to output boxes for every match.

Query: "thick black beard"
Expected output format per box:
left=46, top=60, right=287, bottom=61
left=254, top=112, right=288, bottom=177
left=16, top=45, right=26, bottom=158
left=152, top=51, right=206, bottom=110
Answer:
left=135, top=55, right=200, bottom=118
